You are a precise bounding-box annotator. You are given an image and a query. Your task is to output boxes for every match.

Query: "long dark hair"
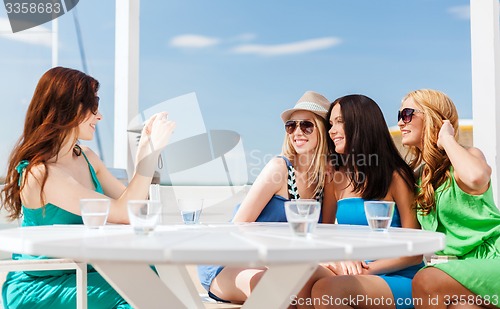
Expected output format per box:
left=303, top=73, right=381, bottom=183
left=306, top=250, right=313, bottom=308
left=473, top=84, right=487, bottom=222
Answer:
left=326, top=94, right=415, bottom=200
left=1, top=66, right=99, bottom=220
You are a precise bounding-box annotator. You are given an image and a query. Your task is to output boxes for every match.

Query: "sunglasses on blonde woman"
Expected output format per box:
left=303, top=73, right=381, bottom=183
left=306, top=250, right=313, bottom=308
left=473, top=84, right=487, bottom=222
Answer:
left=398, top=108, right=423, bottom=124
left=285, top=120, right=315, bottom=135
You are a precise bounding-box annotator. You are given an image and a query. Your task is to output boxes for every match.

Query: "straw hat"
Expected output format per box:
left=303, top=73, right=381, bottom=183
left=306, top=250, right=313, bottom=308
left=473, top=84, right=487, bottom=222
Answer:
left=280, top=91, right=330, bottom=122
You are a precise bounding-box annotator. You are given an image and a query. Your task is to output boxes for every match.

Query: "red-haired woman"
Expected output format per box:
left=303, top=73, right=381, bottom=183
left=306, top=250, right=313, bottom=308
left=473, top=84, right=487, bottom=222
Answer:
left=0, top=66, right=175, bottom=308
left=399, top=89, right=500, bottom=308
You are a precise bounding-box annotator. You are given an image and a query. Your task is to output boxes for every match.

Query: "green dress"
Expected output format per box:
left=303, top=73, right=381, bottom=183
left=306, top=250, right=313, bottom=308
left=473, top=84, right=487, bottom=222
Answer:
left=2, top=153, right=131, bottom=309
left=418, top=168, right=500, bottom=300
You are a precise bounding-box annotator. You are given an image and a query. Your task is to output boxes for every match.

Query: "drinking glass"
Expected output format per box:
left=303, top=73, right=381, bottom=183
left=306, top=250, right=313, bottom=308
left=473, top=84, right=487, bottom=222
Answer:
left=149, top=184, right=162, bottom=224
left=177, top=198, right=203, bottom=224
left=284, top=199, right=321, bottom=237
left=80, top=199, right=110, bottom=229
left=364, top=201, right=395, bottom=232
left=127, top=200, right=162, bottom=235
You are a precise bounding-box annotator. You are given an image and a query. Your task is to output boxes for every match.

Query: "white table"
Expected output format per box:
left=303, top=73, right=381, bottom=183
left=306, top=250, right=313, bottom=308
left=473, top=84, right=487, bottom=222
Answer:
left=0, top=223, right=445, bottom=309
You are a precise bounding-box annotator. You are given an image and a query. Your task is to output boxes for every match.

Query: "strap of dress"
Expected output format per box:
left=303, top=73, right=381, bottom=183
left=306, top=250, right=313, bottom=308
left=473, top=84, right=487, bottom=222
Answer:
left=15, top=153, right=103, bottom=193
left=276, top=156, right=300, bottom=200
left=80, top=151, right=103, bottom=193
left=15, top=160, right=29, bottom=187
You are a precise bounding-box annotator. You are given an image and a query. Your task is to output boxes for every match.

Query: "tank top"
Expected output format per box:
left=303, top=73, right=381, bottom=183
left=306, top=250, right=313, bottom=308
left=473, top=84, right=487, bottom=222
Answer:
left=336, top=197, right=402, bottom=227
left=236, top=156, right=323, bottom=222
left=13, top=151, right=103, bottom=269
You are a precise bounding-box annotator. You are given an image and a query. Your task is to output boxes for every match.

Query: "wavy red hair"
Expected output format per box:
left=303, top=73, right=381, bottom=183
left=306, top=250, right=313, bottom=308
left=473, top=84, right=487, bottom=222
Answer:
left=1, top=67, right=99, bottom=220
left=402, top=89, right=459, bottom=215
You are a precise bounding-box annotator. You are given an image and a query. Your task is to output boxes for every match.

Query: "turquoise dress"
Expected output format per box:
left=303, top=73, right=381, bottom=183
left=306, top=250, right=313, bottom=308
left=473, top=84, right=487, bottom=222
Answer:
left=336, top=197, right=423, bottom=309
left=197, top=156, right=323, bottom=302
left=2, top=153, right=131, bottom=309
left=417, top=169, right=500, bottom=299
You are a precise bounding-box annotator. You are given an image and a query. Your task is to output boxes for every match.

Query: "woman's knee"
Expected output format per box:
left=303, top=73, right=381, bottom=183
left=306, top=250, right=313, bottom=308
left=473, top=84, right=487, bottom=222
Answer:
left=310, top=278, right=333, bottom=308
left=311, top=277, right=335, bottom=299
left=412, top=267, right=444, bottom=296
left=248, top=270, right=265, bottom=291
left=298, top=266, right=332, bottom=294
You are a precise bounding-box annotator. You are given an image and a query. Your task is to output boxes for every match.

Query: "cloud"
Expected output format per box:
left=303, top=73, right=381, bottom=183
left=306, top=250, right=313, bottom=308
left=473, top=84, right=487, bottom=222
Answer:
left=448, top=5, right=470, bottom=20
left=230, top=37, right=341, bottom=56
left=168, top=34, right=341, bottom=56
left=0, top=18, right=52, bottom=47
left=169, top=34, right=220, bottom=48
left=232, top=33, right=257, bottom=42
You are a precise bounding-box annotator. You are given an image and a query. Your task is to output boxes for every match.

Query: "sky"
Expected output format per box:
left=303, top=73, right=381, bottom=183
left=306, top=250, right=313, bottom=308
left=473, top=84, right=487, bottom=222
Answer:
left=0, top=0, right=472, bottom=181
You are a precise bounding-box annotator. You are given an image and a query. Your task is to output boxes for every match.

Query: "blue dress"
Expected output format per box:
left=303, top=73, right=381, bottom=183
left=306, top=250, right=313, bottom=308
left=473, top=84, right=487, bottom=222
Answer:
left=336, top=197, right=424, bottom=309
left=197, top=156, right=323, bottom=302
left=2, top=153, right=131, bottom=309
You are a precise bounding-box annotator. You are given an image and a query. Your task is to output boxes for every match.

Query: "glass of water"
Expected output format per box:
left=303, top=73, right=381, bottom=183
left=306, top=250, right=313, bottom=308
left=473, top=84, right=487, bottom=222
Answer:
left=284, top=199, right=321, bottom=237
left=149, top=184, right=162, bottom=224
left=364, top=201, right=395, bottom=232
left=127, top=200, right=162, bottom=235
left=177, top=198, right=203, bottom=224
left=80, top=199, right=110, bottom=229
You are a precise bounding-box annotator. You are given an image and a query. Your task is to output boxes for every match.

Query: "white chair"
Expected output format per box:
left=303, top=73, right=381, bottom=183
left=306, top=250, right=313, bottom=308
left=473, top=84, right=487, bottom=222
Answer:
left=0, top=185, right=88, bottom=309
left=0, top=259, right=87, bottom=309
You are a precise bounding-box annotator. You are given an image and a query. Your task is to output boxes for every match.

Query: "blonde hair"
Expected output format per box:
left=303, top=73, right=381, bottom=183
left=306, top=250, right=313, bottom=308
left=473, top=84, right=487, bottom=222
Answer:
left=403, top=89, right=459, bottom=215
left=281, top=113, right=329, bottom=198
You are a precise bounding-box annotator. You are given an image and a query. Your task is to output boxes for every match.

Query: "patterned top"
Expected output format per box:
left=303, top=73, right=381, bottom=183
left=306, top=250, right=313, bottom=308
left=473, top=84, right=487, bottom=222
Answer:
left=283, top=156, right=323, bottom=203
left=252, top=156, right=323, bottom=222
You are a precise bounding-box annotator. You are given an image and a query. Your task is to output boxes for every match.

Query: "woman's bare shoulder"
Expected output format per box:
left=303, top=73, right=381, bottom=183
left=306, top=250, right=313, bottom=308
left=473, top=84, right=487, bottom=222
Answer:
left=79, top=146, right=105, bottom=170
left=262, top=156, right=288, bottom=173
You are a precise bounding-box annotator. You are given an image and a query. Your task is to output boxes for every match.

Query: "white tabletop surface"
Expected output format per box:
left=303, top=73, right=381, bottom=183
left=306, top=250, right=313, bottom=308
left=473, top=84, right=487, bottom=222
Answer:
left=0, top=222, right=445, bottom=265
left=0, top=223, right=445, bottom=309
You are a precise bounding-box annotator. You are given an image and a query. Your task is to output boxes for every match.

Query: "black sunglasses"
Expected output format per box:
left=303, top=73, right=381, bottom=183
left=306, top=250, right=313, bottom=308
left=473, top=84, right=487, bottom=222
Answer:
left=398, top=108, right=423, bottom=124
left=285, top=120, right=315, bottom=135
left=91, top=96, right=100, bottom=115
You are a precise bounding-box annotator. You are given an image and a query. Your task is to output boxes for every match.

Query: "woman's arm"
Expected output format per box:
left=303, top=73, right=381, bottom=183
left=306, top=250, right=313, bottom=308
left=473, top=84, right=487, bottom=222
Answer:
left=81, top=147, right=126, bottom=199
left=363, top=171, right=422, bottom=275
left=21, top=112, right=175, bottom=224
left=321, top=176, right=337, bottom=223
left=438, top=120, right=491, bottom=194
left=232, top=157, right=288, bottom=222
